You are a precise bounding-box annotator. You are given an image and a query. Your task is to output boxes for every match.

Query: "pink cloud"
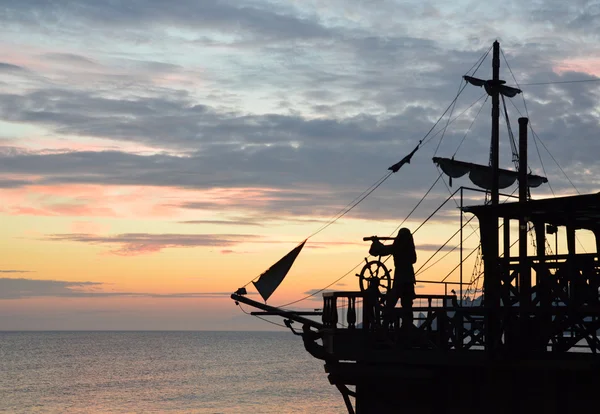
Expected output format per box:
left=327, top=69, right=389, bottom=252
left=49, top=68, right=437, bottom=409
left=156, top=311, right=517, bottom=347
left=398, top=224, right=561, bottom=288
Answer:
left=108, top=243, right=164, bottom=256
left=1, top=183, right=174, bottom=218
left=49, top=203, right=117, bottom=217
left=6, top=201, right=117, bottom=217
left=11, top=206, right=49, bottom=216
left=554, top=58, right=600, bottom=77
left=0, top=175, right=297, bottom=222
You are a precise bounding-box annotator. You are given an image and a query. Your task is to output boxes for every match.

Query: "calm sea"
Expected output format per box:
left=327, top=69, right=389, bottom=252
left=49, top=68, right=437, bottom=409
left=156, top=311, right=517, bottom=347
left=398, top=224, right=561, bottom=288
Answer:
left=0, top=331, right=346, bottom=413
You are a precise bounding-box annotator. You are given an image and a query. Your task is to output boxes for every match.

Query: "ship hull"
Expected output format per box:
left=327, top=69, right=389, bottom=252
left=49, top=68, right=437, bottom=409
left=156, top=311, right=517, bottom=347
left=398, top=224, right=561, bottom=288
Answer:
left=326, top=354, right=600, bottom=413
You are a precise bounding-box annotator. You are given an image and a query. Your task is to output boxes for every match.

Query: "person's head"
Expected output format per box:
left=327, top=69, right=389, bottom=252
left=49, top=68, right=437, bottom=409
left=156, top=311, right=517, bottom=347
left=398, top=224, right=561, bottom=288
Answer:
left=395, top=227, right=414, bottom=247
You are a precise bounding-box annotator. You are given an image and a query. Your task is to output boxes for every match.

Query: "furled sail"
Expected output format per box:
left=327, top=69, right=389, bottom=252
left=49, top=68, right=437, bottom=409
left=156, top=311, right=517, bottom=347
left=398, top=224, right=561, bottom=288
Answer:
left=432, top=157, right=547, bottom=189
left=463, top=75, right=522, bottom=98
left=253, top=240, right=306, bottom=302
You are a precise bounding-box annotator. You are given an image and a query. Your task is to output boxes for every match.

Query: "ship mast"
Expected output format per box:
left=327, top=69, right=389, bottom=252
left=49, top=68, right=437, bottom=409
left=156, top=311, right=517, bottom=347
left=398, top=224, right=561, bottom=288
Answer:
left=491, top=40, right=500, bottom=206
left=484, top=40, right=502, bottom=351
left=483, top=40, right=501, bottom=352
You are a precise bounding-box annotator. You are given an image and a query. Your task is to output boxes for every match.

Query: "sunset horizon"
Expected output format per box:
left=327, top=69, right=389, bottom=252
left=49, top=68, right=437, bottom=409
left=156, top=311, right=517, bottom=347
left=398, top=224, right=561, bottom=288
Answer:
left=2, top=1, right=599, bottom=332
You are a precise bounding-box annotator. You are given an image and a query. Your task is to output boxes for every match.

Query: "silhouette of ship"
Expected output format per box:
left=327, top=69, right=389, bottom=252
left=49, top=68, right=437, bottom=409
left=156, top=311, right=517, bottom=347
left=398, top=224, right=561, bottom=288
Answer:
left=231, top=41, right=600, bottom=413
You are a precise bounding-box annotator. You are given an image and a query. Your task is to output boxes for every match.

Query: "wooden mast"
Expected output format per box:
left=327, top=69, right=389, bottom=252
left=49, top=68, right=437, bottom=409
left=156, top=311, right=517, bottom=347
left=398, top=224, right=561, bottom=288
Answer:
left=483, top=40, right=501, bottom=352
left=491, top=40, right=500, bottom=206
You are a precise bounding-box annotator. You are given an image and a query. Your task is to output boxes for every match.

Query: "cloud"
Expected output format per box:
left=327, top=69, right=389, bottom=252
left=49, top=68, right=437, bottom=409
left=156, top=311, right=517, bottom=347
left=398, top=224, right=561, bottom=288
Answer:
left=0, top=278, right=101, bottom=299
left=418, top=244, right=466, bottom=253
left=0, top=1, right=599, bottom=230
left=0, top=62, right=29, bottom=73
left=0, top=0, right=333, bottom=44
left=0, top=178, right=34, bottom=188
left=301, top=288, right=339, bottom=301
left=39, top=53, right=99, bottom=67
left=0, top=270, right=32, bottom=273
left=43, top=232, right=261, bottom=255
left=0, top=277, right=257, bottom=299
left=2, top=1, right=600, bottom=330
left=179, top=219, right=264, bottom=227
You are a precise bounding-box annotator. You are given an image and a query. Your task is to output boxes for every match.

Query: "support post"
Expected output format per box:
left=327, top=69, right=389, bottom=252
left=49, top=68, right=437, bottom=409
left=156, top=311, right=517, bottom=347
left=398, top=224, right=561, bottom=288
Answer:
left=567, top=225, right=576, bottom=300
left=460, top=187, right=464, bottom=304
left=518, top=117, right=531, bottom=310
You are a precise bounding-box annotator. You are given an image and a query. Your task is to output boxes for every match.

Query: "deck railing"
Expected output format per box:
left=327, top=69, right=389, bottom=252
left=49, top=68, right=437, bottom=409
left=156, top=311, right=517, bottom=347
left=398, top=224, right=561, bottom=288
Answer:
left=322, top=290, right=600, bottom=353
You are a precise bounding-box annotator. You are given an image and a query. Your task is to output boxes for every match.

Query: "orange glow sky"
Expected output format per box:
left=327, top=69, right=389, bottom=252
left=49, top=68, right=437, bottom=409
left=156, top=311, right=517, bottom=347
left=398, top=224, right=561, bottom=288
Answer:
left=1, top=1, right=600, bottom=330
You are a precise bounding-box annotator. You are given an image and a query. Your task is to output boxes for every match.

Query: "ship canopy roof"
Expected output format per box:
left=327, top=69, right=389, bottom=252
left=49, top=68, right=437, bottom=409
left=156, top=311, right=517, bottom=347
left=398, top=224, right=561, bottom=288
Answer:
left=463, top=192, right=600, bottom=230
left=432, top=157, right=548, bottom=190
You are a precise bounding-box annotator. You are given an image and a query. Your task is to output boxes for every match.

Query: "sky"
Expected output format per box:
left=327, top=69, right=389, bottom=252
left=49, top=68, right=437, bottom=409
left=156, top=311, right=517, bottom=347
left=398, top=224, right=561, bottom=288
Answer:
left=1, top=0, right=600, bottom=330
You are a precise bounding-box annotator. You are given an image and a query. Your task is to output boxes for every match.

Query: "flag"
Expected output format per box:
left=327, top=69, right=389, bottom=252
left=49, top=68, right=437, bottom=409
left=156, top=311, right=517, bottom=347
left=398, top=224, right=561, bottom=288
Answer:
left=253, top=240, right=306, bottom=302
left=388, top=141, right=421, bottom=173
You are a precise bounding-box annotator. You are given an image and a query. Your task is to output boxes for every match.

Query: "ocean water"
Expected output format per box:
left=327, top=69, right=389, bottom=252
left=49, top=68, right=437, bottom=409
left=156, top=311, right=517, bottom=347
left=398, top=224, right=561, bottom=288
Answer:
left=0, top=331, right=346, bottom=413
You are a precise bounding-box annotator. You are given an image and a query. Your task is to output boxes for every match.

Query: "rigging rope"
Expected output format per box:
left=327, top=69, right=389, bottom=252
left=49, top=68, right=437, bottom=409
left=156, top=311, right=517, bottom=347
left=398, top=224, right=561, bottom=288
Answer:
left=453, top=94, right=488, bottom=157
left=238, top=45, right=598, bottom=326
left=434, top=80, right=464, bottom=156
left=424, top=93, right=489, bottom=150
left=503, top=80, right=580, bottom=196
left=386, top=172, right=444, bottom=237
left=501, top=95, right=519, bottom=168
left=520, top=79, right=600, bottom=86
left=418, top=167, right=518, bottom=284
left=416, top=223, right=480, bottom=276
left=500, top=48, right=600, bottom=88
left=504, top=98, right=555, bottom=196
left=239, top=69, right=482, bottom=293
left=278, top=171, right=445, bottom=308
left=432, top=45, right=492, bottom=157
left=237, top=302, right=288, bottom=329
left=380, top=93, right=497, bottom=270
left=242, top=46, right=505, bottom=310
left=440, top=244, right=480, bottom=284
left=306, top=171, right=394, bottom=240
left=440, top=183, right=520, bottom=289
left=415, top=215, right=477, bottom=275
left=466, top=44, right=493, bottom=77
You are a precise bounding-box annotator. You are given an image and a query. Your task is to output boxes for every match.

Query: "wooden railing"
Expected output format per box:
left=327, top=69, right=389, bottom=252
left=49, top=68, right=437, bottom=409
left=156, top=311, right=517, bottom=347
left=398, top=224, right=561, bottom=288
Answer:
left=321, top=291, right=600, bottom=353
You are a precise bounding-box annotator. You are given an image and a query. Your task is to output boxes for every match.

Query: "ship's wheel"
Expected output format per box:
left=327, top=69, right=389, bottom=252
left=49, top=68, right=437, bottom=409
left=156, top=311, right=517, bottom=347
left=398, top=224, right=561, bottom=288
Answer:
left=357, top=259, right=392, bottom=305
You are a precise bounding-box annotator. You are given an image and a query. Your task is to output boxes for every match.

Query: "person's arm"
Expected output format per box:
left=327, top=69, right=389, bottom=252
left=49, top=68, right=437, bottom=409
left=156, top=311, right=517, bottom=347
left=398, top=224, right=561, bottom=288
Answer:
left=378, top=244, right=394, bottom=256
left=369, top=239, right=393, bottom=256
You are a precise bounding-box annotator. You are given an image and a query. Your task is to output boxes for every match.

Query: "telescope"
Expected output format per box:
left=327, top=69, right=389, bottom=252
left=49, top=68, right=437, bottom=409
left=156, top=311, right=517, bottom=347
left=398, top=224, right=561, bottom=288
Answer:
left=363, top=236, right=396, bottom=242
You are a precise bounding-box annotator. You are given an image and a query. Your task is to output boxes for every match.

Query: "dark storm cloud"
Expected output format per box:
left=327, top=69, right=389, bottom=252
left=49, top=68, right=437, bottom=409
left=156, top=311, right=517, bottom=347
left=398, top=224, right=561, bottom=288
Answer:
left=0, top=0, right=332, bottom=42
left=0, top=278, right=258, bottom=299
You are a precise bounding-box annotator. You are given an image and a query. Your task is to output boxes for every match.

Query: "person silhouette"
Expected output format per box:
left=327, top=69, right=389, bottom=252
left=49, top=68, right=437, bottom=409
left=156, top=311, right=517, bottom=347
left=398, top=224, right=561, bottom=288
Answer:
left=369, top=228, right=417, bottom=330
